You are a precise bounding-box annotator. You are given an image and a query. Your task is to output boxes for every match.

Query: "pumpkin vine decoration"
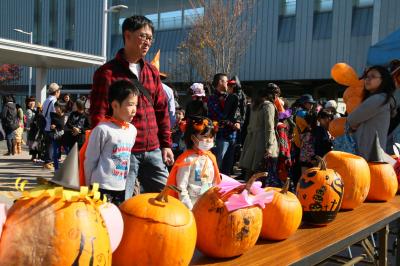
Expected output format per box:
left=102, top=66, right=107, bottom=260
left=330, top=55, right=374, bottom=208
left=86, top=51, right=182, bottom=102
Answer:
left=296, top=156, right=344, bottom=226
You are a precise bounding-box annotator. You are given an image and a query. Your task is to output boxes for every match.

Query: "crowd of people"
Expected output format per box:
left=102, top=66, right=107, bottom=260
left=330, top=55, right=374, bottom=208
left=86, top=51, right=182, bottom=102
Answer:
left=2, top=15, right=400, bottom=210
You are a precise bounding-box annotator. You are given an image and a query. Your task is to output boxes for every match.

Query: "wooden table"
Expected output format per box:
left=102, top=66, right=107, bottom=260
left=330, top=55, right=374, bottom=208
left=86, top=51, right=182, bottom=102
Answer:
left=191, top=196, right=400, bottom=266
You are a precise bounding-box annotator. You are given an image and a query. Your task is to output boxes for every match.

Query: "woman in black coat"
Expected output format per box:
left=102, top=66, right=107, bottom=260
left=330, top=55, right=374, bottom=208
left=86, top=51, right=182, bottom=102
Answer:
left=1, top=95, right=18, bottom=155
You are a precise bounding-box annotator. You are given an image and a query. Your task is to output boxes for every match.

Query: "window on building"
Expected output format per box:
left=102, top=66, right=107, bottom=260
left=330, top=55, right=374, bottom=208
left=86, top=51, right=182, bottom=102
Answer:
left=159, top=10, right=182, bottom=30
left=354, top=0, right=374, bottom=8
left=49, top=0, right=58, bottom=47
left=351, top=0, right=373, bottom=36
left=33, top=0, right=42, bottom=44
left=183, top=7, right=204, bottom=27
left=278, top=0, right=296, bottom=42
left=315, top=0, right=333, bottom=12
left=280, top=0, right=296, bottom=16
left=146, top=13, right=159, bottom=30
left=65, top=0, right=75, bottom=50
left=313, top=0, right=333, bottom=40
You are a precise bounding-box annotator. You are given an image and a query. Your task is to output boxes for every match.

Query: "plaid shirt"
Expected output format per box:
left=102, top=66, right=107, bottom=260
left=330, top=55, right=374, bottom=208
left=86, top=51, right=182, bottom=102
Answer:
left=90, top=48, right=171, bottom=153
left=208, top=90, right=236, bottom=139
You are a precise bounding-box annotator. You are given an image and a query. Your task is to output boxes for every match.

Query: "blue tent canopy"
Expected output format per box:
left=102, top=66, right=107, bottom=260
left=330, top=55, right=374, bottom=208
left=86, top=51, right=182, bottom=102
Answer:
left=367, top=28, right=400, bottom=66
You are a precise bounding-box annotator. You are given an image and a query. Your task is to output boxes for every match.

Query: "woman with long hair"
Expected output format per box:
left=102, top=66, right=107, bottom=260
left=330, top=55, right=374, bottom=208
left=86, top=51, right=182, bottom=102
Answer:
left=347, top=65, right=396, bottom=161
left=239, top=83, right=280, bottom=186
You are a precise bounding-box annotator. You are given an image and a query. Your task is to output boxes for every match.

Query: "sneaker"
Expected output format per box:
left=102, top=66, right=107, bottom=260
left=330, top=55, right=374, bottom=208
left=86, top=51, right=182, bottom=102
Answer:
left=43, top=163, right=54, bottom=170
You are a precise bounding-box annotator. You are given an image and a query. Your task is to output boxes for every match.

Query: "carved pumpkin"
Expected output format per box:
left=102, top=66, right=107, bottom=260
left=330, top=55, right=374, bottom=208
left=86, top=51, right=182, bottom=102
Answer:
left=261, top=179, right=302, bottom=240
left=367, top=162, right=398, bottom=201
left=0, top=185, right=111, bottom=265
left=296, top=157, right=344, bottom=225
left=328, top=117, right=347, bottom=138
left=113, top=186, right=197, bottom=266
left=324, top=151, right=370, bottom=209
left=192, top=173, right=265, bottom=258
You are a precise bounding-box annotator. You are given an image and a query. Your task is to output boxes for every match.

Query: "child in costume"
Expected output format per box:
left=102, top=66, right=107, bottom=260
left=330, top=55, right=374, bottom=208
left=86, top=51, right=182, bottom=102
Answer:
left=167, top=116, right=221, bottom=209
left=85, top=80, right=138, bottom=205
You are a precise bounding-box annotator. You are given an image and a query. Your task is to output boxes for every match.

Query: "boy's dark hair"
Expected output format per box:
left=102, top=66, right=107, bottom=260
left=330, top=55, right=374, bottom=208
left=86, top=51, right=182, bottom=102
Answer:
left=305, top=111, right=318, bottom=129
left=108, top=80, right=140, bottom=115
left=184, top=116, right=216, bottom=149
left=212, top=73, right=227, bottom=88
left=54, top=102, right=66, bottom=113
left=75, top=99, right=85, bottom=111
left=317, top=109, right=334, bottom=120
left=122, top=15, right=154, bottom=44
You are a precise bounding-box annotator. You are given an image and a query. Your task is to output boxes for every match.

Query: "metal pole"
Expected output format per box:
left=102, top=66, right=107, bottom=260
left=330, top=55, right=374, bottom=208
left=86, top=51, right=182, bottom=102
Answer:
left=102, top=0, right=108, bottom=61
left=28, top=33, right=33, bottom=97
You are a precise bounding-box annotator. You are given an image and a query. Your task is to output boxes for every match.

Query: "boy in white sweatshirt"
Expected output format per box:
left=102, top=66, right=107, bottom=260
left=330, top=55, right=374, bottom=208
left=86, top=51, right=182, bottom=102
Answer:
left=85, top=80, right=138, bottom=205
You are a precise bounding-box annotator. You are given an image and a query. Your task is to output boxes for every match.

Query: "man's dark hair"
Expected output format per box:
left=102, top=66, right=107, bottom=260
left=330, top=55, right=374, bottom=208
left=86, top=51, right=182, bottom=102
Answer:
left=122, top=15, right=154, bottom=44
left=108, top=80, right=140, bottom=115
left=212, top=73, right=227, bottom=88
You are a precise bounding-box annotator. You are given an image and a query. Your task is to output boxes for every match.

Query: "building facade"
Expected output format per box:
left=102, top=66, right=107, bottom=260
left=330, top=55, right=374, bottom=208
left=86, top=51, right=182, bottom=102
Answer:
left=1, top=0, right=400, bottom=99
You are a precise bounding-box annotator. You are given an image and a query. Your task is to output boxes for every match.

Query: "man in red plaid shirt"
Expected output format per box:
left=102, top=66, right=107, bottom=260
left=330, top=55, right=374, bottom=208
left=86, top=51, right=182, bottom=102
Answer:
left=90, top=15, right=174, bottom=199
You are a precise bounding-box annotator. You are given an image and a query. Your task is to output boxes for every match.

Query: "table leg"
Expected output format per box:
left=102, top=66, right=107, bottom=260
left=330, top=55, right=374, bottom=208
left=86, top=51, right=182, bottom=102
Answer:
left=396, top=219, right=400, bottom=266
left=378, top=225, right=389, bottom=266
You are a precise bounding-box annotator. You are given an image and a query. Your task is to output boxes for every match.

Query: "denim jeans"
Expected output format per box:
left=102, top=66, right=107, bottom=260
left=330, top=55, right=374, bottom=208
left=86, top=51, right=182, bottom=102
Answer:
left=125, top=148, right=169, bottom=200
left=5, top=131, right=15, bottom=154
left=214, top=137, right=236, bottom=175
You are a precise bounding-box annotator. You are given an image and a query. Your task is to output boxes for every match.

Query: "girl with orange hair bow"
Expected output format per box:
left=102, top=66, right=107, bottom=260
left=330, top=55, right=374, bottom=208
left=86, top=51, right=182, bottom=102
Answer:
left=167, top=116, right=221, bottom=209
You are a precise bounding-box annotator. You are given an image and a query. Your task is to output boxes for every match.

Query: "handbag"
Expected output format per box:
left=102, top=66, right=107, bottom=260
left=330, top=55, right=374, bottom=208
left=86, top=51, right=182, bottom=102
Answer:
left=333, top=122, right=357, bottom=154
left=50, top=129, right=64, bottom=140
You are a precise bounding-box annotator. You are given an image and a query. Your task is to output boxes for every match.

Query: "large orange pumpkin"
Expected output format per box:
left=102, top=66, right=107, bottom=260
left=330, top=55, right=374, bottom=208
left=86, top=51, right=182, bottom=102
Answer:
left=296, top=157, right=344, bottom=225
left=113, top=186, right=197, bottom=266
left=367, top=162, right=398, bottom=201
left=261, top=179, right=302, bottom=240
left=192, top=173, right=265, bottom=258
left=0, top=185, right=111, bottom=265
left=324, top=151, right=370, bottom=209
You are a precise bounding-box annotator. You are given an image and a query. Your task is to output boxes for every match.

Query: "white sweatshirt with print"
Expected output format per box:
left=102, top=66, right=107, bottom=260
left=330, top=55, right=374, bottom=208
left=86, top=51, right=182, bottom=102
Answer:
left=85, top=121, right=136, bottom=191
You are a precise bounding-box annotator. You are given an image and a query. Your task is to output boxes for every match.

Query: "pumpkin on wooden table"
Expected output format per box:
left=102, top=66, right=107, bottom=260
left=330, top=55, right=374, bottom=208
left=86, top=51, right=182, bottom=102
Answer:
left=261, top=178, right=302, bottom=240
left=192, top=173, right=272, bottom=258
left=324, top=151, right=370, bottom=210
left=296, top=156, right=344, bottom=225
left=0, top=183, right=111, bottom=266
left=366, top=133, right=398, bottom=201
left=113, top=185, right=197, bottom=266
left=0, top=144, right=112, bottom=266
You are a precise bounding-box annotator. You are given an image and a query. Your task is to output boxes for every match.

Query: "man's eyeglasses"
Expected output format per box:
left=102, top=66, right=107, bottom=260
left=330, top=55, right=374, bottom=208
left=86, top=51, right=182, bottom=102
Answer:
left=138, top=33, right=154, bottom=43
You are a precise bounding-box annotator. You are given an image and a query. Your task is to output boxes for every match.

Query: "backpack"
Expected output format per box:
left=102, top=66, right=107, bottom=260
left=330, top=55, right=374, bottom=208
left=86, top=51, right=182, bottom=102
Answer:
left=1, top=103, right=19, bottom=132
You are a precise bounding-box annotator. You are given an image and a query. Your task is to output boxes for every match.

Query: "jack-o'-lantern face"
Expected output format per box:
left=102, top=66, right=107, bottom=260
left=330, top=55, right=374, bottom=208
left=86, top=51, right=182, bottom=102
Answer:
left=296, top=157, right=344, bottom=226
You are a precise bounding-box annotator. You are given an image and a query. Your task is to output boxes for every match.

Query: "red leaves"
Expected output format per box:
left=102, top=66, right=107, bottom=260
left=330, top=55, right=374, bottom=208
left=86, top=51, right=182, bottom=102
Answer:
left=0, top=64, right=21, bottom=84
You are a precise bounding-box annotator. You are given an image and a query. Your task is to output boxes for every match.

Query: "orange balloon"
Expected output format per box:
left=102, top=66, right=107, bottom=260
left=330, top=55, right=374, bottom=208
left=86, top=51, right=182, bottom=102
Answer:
left=345, top=97, right=363, bottom=114
left=329, top=117, right=346, bottom=138
left=331, top=63, right=359, bottom=86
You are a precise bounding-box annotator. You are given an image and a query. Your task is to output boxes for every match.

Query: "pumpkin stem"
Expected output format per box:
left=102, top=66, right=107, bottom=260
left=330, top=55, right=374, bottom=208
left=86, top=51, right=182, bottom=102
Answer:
left=315, top=155, right=327, bottom=171
left=155, top=185, right=181, bottom=202
left=244, top=172, right=268, bottom=193
left=280, top=178, right=290, bottom=194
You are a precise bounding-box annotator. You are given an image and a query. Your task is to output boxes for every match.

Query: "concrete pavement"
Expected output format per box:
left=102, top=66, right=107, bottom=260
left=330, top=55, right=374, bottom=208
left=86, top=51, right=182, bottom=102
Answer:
left=0, top=142, right=52, bottom=207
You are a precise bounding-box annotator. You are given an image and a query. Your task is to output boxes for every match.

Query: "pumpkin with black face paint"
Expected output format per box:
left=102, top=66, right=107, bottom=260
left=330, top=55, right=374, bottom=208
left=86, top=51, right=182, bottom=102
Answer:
left=296, top=157, right=344, bottom=226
